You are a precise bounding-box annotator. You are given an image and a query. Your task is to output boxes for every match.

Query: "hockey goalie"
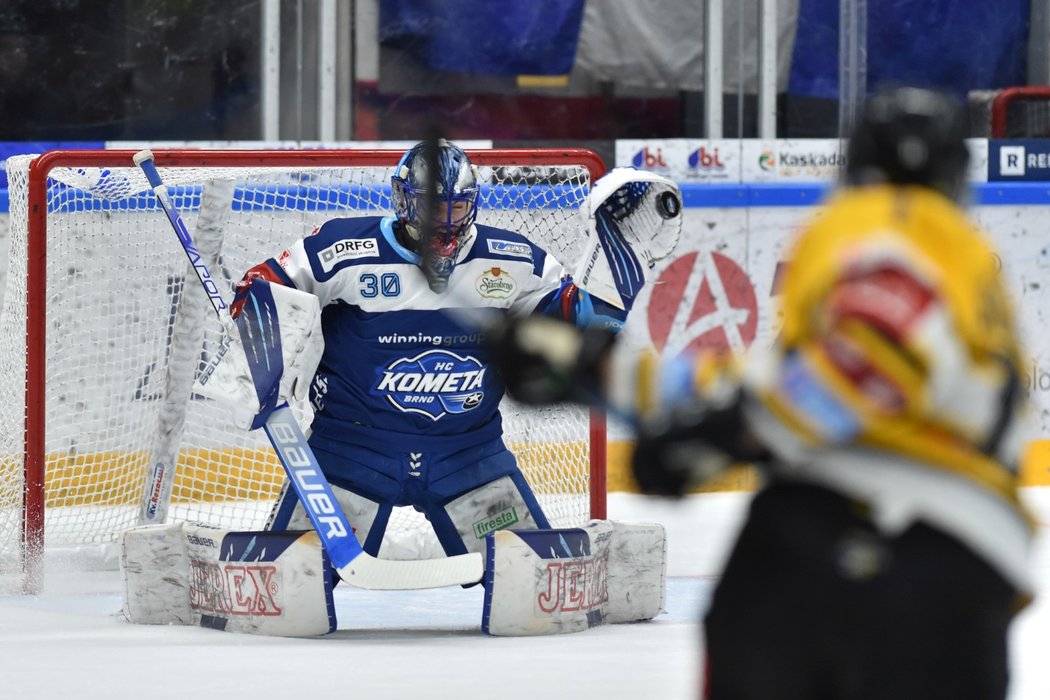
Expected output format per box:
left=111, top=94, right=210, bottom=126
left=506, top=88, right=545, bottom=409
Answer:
left=121, top=143, right=681, bottom=637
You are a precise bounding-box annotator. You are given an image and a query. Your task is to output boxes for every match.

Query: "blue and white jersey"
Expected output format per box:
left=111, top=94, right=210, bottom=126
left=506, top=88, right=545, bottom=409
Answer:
left=243, top=215, right=568, bottom=449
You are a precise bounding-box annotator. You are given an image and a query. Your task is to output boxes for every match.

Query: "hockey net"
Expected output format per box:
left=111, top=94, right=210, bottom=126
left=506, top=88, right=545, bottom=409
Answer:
left=0, top=148, right=607, bottom=592
left=969, top=86, right=1050, bottom=138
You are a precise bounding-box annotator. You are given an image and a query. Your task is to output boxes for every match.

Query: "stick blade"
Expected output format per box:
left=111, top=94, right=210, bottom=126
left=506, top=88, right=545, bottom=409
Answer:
left=338, top=551, right=484, bottom=590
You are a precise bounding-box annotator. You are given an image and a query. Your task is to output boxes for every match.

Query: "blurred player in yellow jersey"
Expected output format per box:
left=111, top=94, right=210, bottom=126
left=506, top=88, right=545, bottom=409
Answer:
left=486, top=86, right=1035, bottom=699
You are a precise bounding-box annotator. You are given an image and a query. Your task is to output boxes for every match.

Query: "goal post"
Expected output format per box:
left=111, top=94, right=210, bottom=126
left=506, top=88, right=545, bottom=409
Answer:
left=1, top=148, right=608, bottom=593
left=969, top=86, right=1050, bottom=138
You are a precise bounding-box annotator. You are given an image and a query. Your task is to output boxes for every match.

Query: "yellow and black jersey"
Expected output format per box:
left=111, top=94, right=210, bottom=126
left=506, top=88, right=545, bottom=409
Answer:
left=743, top=183, right=1035, bottom=592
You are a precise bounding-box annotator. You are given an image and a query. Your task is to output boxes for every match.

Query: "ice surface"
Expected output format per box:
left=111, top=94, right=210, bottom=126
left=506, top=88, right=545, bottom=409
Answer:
left=0, top=490, right=1047, bottom=699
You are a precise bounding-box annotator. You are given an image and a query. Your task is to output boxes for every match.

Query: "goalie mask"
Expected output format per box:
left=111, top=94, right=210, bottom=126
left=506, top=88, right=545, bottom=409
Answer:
left=391, top=140, right=480, bottom=292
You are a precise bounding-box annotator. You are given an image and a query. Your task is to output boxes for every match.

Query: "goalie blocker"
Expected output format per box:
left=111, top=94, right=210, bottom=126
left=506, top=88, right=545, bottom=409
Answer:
left=193, top=279, right=324, bottom=430
left=122, top=520, right=666, bottom=637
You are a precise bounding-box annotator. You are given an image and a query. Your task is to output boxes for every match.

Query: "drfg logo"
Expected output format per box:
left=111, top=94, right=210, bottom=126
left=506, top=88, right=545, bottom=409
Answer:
left=319, top=238, right=379, bottom=272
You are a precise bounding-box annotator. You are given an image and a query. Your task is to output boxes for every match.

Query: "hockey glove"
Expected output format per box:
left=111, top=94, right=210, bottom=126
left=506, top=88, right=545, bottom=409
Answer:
left=632, top=392, right=768, bottom=497
left=487, top=314, right=616, bottom=406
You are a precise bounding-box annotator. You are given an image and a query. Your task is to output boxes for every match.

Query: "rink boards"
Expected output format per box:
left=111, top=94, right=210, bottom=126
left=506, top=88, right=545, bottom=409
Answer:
left=610, top=181, right=1050, bottom=490
left=4, top=177, right=1050, bottom=495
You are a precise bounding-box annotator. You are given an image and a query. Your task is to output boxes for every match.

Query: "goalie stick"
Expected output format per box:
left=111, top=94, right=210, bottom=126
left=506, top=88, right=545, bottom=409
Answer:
left=132, top=149, right=484, bottom=590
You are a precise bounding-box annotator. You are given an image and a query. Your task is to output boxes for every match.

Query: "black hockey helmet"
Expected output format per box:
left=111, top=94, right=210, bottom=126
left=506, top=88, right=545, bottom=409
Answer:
left=845, top=86, right=970, bottom=202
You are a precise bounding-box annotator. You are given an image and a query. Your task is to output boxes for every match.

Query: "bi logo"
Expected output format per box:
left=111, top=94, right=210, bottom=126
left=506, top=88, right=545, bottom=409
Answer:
left=631, top=147, right=668, bottom=170
left=688, top=147, right=724, bottom=172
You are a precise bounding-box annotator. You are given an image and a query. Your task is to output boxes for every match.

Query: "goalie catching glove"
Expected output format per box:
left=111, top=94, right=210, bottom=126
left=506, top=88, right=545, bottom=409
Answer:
left=487, top=168, right=682, bottom=404
left=573, top=167, right=682, bottom=313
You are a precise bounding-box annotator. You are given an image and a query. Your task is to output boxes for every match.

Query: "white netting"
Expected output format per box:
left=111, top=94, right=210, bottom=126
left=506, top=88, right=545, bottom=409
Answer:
left=969, top=88, right=1050, bottom=138
left=0, top=150, right=603, bottom=588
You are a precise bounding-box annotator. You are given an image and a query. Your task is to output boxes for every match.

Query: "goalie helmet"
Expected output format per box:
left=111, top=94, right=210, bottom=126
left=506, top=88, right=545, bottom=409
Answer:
left=391, top=139, right=480, bottom=292
left=845, top=86, right=970, bottom=203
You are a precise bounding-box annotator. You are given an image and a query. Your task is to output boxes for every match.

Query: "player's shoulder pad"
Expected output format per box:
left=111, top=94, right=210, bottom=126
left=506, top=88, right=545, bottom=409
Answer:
left=470, top=223, right=548, bottom=276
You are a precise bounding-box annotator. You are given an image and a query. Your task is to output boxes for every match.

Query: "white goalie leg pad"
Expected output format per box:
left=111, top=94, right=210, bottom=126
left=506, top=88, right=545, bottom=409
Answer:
left=194, top=283, right=324, bottom=429
left=573, top=167, right=683, bottom=310
left=604, top=521, right=668, bottom=623
left=121, top=524, right=196, bottom=626
left=121, top=522, right=336, bottom=637
left=482, top=520, right=666, bottom=636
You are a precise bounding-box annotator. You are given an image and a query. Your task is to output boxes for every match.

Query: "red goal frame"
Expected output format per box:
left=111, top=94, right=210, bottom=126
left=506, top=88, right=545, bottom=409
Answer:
left=21, top=148, right=609, bottom=581
left=990, top=86, right=1050, bottom=138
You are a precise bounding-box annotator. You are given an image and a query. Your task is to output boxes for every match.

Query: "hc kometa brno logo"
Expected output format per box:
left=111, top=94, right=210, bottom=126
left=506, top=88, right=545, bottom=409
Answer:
left=373, top=349, right=486, bottom=420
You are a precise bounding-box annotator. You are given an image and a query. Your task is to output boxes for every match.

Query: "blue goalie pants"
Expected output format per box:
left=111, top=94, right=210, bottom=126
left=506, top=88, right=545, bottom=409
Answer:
left=267, top=430, right=551, bottom=558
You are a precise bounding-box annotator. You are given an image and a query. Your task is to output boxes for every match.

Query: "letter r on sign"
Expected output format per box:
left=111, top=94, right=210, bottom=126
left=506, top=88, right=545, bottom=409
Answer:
left=1000, top=146, right=1026, bottom=176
